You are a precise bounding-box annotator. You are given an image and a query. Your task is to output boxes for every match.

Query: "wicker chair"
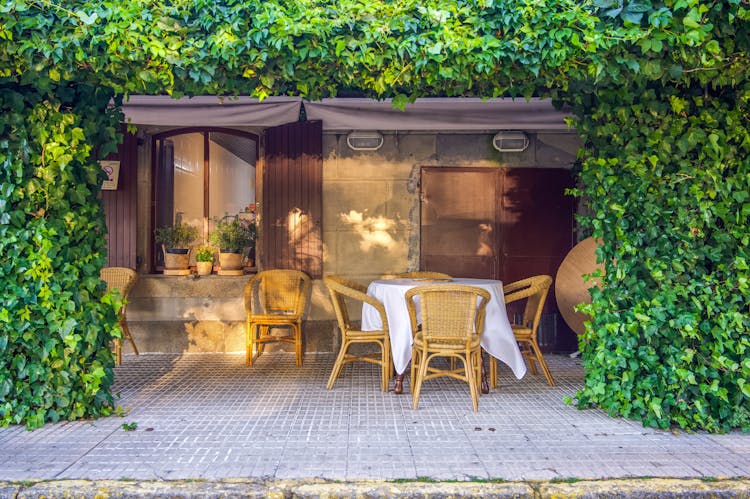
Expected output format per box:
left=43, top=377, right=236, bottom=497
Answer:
left=406, top=284, right=490, bottom=411
left=100, top=267, right=139, bottom=365
left=395, top=271, right=452, bottom=280
left=323, top=275, right=391, bottom=391
left=244, top=269, right=311, bottom=366
left=490, top=275, right=554, bottom=387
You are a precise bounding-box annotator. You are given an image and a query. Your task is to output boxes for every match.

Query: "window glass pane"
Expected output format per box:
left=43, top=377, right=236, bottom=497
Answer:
left=208, top=132, right=256, bottom=222
left=171, top=133, right=204, bottom=230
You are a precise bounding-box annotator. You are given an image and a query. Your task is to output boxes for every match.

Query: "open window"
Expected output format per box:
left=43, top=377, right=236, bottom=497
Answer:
left=152, top=128, right=259, bottom=270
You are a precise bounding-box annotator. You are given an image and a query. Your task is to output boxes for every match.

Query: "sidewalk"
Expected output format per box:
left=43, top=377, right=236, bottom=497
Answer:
left=0, top=352, right=748, bottom=495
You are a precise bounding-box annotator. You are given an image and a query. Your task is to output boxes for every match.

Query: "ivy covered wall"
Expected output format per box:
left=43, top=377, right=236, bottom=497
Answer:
left=0, top=83, right=123, bottom=426
left=0, top=0, right=748, bottom=430
left=572, top=82, right=750, bottom=432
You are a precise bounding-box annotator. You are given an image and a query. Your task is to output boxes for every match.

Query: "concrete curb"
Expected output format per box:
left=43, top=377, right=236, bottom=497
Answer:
left=1, top=478, right=749, bottom=498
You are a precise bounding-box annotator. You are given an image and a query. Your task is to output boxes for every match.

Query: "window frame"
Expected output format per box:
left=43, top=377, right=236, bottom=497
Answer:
left=150, top=127, right=260, bottom=272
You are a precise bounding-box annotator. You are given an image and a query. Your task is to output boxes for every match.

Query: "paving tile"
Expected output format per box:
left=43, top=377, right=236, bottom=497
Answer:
left=0, top=352, right=749, bottom=482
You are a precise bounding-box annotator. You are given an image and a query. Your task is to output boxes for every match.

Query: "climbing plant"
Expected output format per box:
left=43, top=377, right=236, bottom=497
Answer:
left=0, top=82, right=123, bottom=426
left=563, top=1, right=750, bottom=432
left=0, top=0, right=748, bottom=430
left=572, top=82, right=750, bottom=432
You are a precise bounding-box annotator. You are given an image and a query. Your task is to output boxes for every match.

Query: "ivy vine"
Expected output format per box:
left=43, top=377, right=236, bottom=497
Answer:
left=0, top=0, right=748, bottom=430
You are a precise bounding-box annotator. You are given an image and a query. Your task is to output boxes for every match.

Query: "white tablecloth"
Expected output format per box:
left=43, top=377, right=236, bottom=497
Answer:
left=362, top=278, right=527, bottom=378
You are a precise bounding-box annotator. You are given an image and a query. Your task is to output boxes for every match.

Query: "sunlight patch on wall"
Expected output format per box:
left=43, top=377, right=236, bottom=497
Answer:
left=339, top=210, right=402, bottom=252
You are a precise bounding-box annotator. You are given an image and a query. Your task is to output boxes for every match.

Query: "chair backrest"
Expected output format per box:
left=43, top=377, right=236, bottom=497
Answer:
left=503, top=275, right=553, bottom=332
left=395, top=271, right=452, bottom=280
left=245, top=269, right=311, bottom=315
left=324, top=275, right=388, bottom=333
left=405, top=284, right=490, bottom=342
left=100, top=267, right=137, bottom=297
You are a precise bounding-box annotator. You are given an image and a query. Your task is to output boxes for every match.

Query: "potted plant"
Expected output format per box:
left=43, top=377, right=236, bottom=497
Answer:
left=154, top=222, right=200, bottom=272
left=194, top=245, right=214, bottom=276
left=209, top=216, right=256, bottom=273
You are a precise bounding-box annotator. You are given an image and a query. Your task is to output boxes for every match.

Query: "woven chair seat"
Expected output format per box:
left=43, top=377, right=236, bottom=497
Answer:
left=413, top=333, right=481, bottom=351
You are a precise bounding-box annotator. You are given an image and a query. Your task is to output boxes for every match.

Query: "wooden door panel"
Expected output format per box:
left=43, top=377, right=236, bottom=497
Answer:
left=501, top=168, right=574, bottom=257
left=419, top=166, right=576, bottom=352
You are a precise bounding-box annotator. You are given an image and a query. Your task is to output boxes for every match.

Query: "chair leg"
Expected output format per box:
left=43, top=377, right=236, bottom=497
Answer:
left=465, top=352, right=479, bottom=412
left=114, top=338, right=122, bottom=366
left=327, top=339, right=349, bottom=389
left=530, top=340, right=555, bottom=386
left=410, top=348, right=420, bottom=395
left=489, top=354, right=498, bottom=389
left=380, top=341, right=390, bottom=392
left=122, top=320, right=139, bottom=356
left=524, top=344, right=540, bottom=375
left=295, top=322, right=303, bottom=366
left=246, top=321, right=255, bottom=366
left=412, top=351, right=429, bottom=410
left=257, top=326, right=269, bottom=356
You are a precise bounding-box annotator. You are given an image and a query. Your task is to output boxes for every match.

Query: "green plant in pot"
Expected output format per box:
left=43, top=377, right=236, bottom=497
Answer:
left=155, top=222, right=200, bottom=271
left=194, top=245, right=214, bottom=276
left=210, top=216, right=256, bottom=272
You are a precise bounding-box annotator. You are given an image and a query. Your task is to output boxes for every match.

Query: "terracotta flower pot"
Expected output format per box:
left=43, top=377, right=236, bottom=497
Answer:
left=218, top=250, right=244, bottom=270
left=196, top=261, right=213, bottom=276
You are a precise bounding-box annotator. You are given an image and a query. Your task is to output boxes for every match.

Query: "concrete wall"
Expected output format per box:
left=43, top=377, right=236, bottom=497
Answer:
left=126, top=275, right=334, bottom=356
left=124, top=128, right=581, bottom=356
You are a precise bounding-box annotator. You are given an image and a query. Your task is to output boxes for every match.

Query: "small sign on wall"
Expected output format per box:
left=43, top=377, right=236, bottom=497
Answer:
left=100, top=160, right=120, bottom=190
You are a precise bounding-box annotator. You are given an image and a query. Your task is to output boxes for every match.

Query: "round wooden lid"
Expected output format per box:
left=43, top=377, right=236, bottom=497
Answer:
left=555, top=237, right=604, bottom=335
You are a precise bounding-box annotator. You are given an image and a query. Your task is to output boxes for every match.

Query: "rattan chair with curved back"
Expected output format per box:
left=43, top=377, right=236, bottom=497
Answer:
left=100, top=267, right=139, bottom=365
left=406, top=284, right=490, bottom=412
left=395, top=271, right=452, bottom=280
left=490, top=275, right=554, bottom=387
left=244, top=269, right=311, bottom=366
left=323, top=275, right=391, bottom=391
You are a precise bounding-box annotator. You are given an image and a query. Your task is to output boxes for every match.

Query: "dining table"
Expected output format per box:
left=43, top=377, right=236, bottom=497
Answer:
left=361, top=277, right=527, bottom=394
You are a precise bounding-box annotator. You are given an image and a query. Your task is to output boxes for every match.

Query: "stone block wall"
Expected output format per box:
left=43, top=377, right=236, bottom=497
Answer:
left=322, top=130, right=581, bottom=287
left=125, top=275, right=336, bottom=356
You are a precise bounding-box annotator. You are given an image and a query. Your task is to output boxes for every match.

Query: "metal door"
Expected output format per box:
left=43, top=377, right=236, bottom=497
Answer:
left=419, top=166, right=576, bottom=351
left=420, top=167, right=499, bottom=278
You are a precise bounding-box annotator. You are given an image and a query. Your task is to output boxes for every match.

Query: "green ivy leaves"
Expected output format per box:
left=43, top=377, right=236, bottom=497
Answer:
left=0, top=84, right=120, bottom=428
left=572, top=81, right=750, bottom=432
left=1, top=0, right=748, bottom=432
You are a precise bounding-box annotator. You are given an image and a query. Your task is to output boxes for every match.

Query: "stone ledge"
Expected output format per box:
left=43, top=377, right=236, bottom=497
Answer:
left=4, top=478, right=749, bottom=499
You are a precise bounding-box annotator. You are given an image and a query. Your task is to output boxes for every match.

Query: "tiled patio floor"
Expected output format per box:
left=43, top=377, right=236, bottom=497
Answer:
left=1, top=352, right=748, bottom=481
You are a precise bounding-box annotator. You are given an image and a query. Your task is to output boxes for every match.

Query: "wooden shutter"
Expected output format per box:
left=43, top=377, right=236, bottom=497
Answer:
left=102, top=131, right=138, bottom=269
left=262, top=120, right=323, bottom=278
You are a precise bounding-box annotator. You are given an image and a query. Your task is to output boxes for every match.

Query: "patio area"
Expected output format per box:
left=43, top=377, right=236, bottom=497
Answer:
left=1, top=352, right=749, bottom=482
